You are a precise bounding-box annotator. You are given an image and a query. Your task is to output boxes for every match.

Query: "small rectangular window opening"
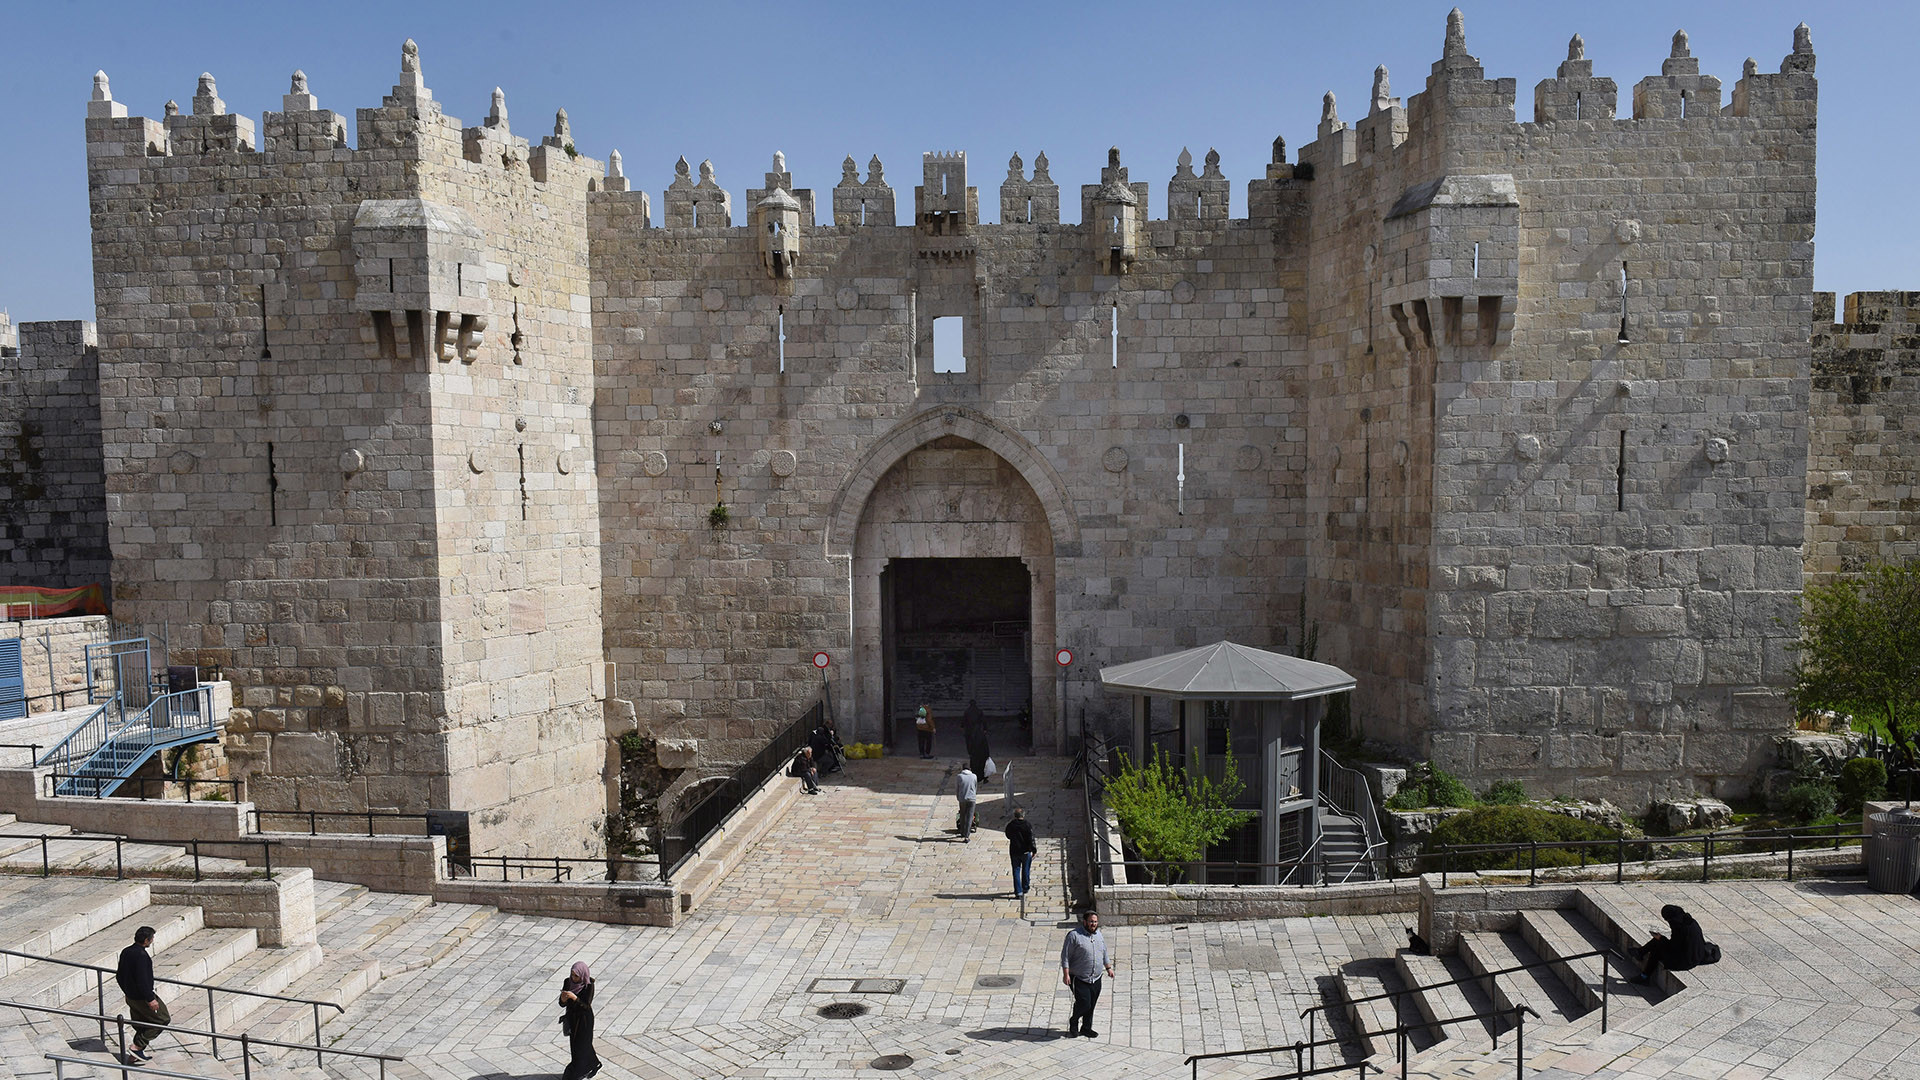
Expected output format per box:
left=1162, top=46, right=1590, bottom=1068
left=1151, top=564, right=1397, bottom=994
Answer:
left=941, top=172, right=948, bottom=196
left=860, top=198, right=867, bottom=225
left=1472, top=242, right=1481, bottom=279
left=1110, top=304, right=1119, bottom=369
left=932, top=316, right=965, bottom=373
left=1574, top=92, right=1582, bottom=120
left=1679, top=90, right=1687, bottom=119
left=1195, top=193, right=1203, bottom=218
left=778, top=307, right=786, bottom=373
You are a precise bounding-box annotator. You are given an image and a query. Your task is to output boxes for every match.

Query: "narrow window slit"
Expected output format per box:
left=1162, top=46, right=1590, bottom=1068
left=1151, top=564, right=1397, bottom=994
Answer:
left=1679, top=91, right=1687, bottom=119
left=1110, top=304, right=1119, bottom=369
left=778, top=307, right=786, bottom=373
left=1472, top=242, right=1481, bottom=279
left=259, top=285, right=272, bottom=359
left=1616, top=430, right=1628, bottom=511
left=1618, top=262, right=1631, bottom=343
left=518, top=444, right=528, bottom=522
left=1574, top=92, right=1582, bottom=120
left=266, top=442, right=279, bottom=526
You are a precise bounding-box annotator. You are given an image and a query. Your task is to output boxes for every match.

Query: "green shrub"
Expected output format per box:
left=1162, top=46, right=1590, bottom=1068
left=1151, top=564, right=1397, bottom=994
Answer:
left=1385, top=762, right=1477, bottom=810
left=1783, top=780, right=1838, bottom=824
left=1837, top=757, right=1888, bottom=812
left=1425, top=805, right=1620, bottom=871
left=1104, top=747, right=1257, bottom=884
left=1482, top=779, right=1528, bottom=805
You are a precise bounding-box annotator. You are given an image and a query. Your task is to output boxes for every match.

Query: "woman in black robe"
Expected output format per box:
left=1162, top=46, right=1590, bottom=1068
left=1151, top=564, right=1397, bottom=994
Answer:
left=559, top=961, right=601, bottom=1079
left=1634, top=904, right=1714, bottom=983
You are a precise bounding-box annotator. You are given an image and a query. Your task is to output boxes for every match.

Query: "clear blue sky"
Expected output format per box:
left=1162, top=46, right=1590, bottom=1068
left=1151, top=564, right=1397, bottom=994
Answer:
left=2, top=0, right=1911, bottom=322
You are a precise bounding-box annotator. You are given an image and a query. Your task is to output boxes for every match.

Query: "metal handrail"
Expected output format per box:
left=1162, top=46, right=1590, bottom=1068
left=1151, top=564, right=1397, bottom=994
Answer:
left=3, top=997, right=402, bottom=1076
left=1437, top=826, right=1867, bottom=887
left=0, top=831, right=274, bottom=881
left=0, top=946, right=343, bottom=1014
left=659, top=699, right=822, bottom=879
left=34, top=697, right=115, bottom=770
left=1189, top=1004, right=1538, bottom=1080
left=1299, top=945, right=1623, bottom=1068
left=246, top=808, right=431, bottom=836
left=0, top=741, right=44, bottom=763
left=43, top=773, right=243, bottom=802
left=450, top=852, right=664, bottom=883
left=1319, top=750, right=1387, bottom=879
left=49, top=1052, right=225, bottom=1080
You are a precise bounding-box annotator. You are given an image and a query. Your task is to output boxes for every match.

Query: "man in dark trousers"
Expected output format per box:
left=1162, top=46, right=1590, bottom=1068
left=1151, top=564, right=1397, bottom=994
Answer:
left=1005, top=807, right=1037, bottom=899
left=963, top=699, right=990, bottom=778
left=115, top=925, right=168, bottom=1061
left=1060, top=909, right=1114, bottom=1038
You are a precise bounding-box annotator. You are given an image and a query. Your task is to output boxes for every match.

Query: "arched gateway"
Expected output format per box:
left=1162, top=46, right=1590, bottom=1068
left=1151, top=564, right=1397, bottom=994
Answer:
left=828, top=409, right=1077, bottom=752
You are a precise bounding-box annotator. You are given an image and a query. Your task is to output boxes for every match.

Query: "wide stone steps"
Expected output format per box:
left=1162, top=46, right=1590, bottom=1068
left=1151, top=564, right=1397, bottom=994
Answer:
left=1395, top=951, right=1500, bottom=1047
left=0, top=905, right=203, bottom=1008
left=1337, top=958, right=1434, bottom=1058
left=1516, top=908, right=1653, bottom=1013
left=0, top=878, right=151, bottom=970
left=1455, top=930, right=1588, bottom=1030
left=138, top=942, right=325, bottom=1035
left=242, top=950, right=383, bottom=1051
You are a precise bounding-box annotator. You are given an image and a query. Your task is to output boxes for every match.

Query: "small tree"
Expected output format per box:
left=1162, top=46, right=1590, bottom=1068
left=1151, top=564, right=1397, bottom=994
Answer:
left=1789, top=560, right=1920, bottom=771
left=1103, top=746, right=1257, bottom=884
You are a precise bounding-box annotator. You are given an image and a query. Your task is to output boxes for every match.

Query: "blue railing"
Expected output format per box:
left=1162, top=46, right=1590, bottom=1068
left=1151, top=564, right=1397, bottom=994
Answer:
left=37, top=685, right=218, bottom=798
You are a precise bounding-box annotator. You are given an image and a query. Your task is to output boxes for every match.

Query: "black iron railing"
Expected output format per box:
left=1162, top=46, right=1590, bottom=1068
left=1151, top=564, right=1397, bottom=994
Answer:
left=0, top=742, right=43, bottom=765
left=448, top=852, right=662, bottom=883
left=43, top=773, right=242, bottom=802
left=4, top=998, right=399, bottom=1076
left=246, top=809, right=431, bottom=836
left=0, top=945, right=342, bottom=1059
left=658, top=699, right=822, bottom=879
left=0, top=832, right=273, bottom=881
left=1187, top=1004, right=1538, bottom=1080
left=1436, top=824, right=1866, bottom=887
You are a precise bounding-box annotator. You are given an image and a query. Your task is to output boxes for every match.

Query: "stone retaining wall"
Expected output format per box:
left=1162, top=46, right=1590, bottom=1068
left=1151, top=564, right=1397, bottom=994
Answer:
left=149, top=867, right=316, bottom=947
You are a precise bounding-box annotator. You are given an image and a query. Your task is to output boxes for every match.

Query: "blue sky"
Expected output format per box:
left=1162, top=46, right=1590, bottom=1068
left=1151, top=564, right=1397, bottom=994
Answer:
left=2, top=0, right=1911, bottom=322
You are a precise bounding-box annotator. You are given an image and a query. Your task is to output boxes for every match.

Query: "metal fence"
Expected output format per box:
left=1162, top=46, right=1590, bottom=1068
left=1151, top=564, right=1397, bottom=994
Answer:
left=658, top=699, right=821, bottom=879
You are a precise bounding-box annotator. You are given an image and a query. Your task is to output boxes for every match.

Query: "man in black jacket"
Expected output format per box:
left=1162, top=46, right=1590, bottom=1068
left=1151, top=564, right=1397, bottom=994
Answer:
left=1005, top=807, right=1037, bottom=899
left=116, top=925, right=168, bottom=1061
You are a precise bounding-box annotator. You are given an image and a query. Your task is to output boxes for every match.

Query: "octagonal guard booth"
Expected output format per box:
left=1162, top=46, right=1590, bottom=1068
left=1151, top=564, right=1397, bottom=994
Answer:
left=1100, top=641, right=1357, bottom=885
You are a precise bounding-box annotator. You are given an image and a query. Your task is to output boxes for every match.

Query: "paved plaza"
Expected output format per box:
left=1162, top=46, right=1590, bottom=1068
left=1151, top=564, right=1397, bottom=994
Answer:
left=9, top=755, right=1915, bottom=1080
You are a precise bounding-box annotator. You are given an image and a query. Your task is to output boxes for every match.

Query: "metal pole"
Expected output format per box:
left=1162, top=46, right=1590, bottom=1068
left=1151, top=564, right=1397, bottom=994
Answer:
left=1307, top=1013, right=1315, bottom=1069
left=1601, top=958, right=1609, bottom=1033
left=1787, top=833, right=1794, bottom=882
left=1616, top=835, right=1624, bottom=884
left=314, top=1002, right=323, bottom=1067
left=1399, top=1025, right=1408, bottom=1080
left=1294, top=1042, right=1305, bottom=1080
left=96, top=971, right=106, bottom=1044
left=1514, top=1008, right=1525, bottom=1080
left=117, top=1014, right=128, bottom=1080
left=41, top=837, right=49, bottom=877
left=242, top=1033, right=251, bottom=1080
left=1702, top=834, right=1711, bottom=883
left=1442, top=847, right=1449, bottom=888
left=1529, top=840, right=1537, bottom=886
left=116, top=839, right=123, bottom=881
left=192, top=840, right=201, bottom=881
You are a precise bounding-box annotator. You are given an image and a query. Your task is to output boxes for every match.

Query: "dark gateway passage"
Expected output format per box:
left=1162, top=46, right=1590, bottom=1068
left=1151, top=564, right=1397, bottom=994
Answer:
left=883, top=557, right=1032, bottom=754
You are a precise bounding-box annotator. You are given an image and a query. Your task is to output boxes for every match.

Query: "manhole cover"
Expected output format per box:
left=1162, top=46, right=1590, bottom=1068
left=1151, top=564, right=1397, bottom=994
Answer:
left=974, top=974, right=1019, bottom=989
left=854, top=977, right=906, bottom=993
left=818, top=1002, right=869, bottom=1019
left=871, top=1054, right=914, bottom=1071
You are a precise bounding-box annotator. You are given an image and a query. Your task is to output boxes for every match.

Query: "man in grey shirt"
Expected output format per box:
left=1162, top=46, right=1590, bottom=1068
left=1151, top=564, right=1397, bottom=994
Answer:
left=1060, top=909, right=1114, bottom=1037
left=954, top=766, right=978, bottom=841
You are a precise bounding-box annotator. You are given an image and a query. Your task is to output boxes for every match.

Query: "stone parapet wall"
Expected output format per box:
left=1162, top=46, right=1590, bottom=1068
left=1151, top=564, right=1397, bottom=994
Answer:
left=0, top=322, right=109, bottom=593
left=1806, top=291, right=1920, bottom=583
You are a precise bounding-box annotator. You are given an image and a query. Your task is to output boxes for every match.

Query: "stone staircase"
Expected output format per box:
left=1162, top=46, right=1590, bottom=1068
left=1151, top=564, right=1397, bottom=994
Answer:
left=0, top=813, right=413, bottom=1080
left=1334, top=897, right=1667, bottom=1075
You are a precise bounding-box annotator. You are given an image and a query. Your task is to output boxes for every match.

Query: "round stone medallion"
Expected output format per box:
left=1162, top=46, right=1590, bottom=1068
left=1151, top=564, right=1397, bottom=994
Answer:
left=642, top=451, right=668, bottom=477
left=836, top=286, right=859, bottom=310
left=467, top=449, right=486, bottom=474
left=1102, top=446, right=1129, bottom=474
left=556, top=449, right=574, bottom=475
left=1515, top=434, right=1541, bottom=461
left=702, top=287, right=726, bottom=312
left=1705, top=437, right=1730, bottom=464
left=1034, top=283, right=1060, bottom=308
left=771, top=450, right=797, bottom=477
left=168, top=450, right=197, bottom=475
left=1172, top=280, right=1196, bottom=304
left=1233, top=444, right=1262, bottom=471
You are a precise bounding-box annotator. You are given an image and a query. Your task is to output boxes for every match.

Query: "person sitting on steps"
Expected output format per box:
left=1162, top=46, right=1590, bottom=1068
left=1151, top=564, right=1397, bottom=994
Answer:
left=1633, top=903, right=1718, bottom=984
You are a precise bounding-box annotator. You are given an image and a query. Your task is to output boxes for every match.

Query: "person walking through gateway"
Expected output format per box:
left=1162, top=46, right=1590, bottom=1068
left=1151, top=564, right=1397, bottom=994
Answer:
left=963, top=698, right=990, bottom=777
left=559, top=961, right=601, bottom=1079
left=915, top=704, right=936, bottom=758
left=1006, top=806, right=1037, bottom=899
left=954, top=765, right=979, bottom=841
left=115, top=925, right=168, bottom=1062
left=1060, top=909, right=1114, bottom=1038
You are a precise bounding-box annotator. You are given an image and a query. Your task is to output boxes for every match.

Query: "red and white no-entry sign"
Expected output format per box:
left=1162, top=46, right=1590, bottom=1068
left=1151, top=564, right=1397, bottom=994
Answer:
left=1055, top=648, right=1074, bottom=667
left=812, top=651, right=831, bottom=669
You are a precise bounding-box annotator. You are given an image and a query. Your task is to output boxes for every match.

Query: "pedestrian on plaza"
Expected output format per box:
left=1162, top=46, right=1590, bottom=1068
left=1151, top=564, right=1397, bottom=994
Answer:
left=790, top=745, right=820, bottom=795
left=809, top=718, right=845, bottom=774
left=1060, top=909, right=1114, bottom=1038
left=963, top=699, right=990, bottom=778
left=1633, top=904, right=1718, bottom=984
left=558, top=961, right=601, bottom=1079
left=954, top=765, right=978, bottom=841
left=915, top=704, right=936, bottom=759
left=115, top=925, right=168, bottom=1062
left=1006, top=807, right=1037, bottom=898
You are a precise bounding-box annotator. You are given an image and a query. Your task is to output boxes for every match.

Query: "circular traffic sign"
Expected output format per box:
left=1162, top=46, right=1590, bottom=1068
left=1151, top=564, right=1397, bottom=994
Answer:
left=1055, top=648, right=1074, bottom=667
left=812, top=651, right=831, bottom=669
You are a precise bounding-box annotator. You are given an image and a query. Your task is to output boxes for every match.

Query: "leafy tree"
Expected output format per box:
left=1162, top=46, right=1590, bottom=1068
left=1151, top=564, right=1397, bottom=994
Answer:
left=1789, top=560, right=1920, bottom=771
left=1103, top=746, right=1257, bottom=884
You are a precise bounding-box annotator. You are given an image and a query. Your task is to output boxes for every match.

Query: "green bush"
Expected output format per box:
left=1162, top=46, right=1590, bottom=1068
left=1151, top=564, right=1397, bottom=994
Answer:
left=1783, top=780, right=1838, bottom=824
left=1482, top=779, right=1528, bottom=805
left=1837, top=757, right=1888, bottom=812
left=1385, top=762, right=1477, bottom=810
left=1425, top=805, right=1621, bottom=871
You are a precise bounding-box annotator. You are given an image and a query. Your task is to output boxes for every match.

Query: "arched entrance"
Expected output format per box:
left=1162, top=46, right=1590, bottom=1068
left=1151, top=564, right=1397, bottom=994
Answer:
left=829, top=410, right=1073, bottom=752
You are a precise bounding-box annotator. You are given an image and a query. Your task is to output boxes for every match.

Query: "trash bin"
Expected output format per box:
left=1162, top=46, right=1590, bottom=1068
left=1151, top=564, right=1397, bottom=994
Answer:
left=1865, top=810, right=1920, bottom=895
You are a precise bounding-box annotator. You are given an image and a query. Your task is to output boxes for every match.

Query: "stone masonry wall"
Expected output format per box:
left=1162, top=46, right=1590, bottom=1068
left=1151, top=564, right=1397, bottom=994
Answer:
left=84, top=55, right=606, bottom=858
left=0, top=322, right=110, bottom=592
left=0, top=614, right=109, bottom=714
left=1806, top=291, right=1920, bottom=583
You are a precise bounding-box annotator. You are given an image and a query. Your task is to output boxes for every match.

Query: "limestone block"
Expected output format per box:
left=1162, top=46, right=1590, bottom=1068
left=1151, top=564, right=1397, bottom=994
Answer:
left=1359, top=763, right=1407, bottom=802
left=1773, top=731, right=1861, bottom=773
left=271, top=733, right=338, bottom=776
left=656, top=739, right=699, bottom=769
left=1619, top=734, right=1685, bottom=773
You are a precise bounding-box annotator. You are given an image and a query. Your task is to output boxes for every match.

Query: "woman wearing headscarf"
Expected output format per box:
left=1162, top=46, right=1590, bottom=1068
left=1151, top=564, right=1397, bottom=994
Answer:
left=559, top=961, right=600, bottom=1079
left=1633, top=904, right=1716, bottom=984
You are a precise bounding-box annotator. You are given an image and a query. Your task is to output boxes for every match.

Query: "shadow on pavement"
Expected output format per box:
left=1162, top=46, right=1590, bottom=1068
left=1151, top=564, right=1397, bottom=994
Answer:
left=964, top=1026, right=1066, bottom=1042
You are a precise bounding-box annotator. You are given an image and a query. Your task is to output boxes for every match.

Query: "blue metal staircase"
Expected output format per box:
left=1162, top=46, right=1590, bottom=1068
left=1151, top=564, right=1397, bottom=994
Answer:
left=36, top=685, right=220, bottom=797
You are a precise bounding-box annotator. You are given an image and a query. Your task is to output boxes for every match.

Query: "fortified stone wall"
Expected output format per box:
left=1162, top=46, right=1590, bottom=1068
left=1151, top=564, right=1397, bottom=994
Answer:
left=83, top=54, right=606, bottom=857
left=0, top=322, right=111, bottom=593
left=1806, top=291, right=1920, bottom=584
left=1296, top=18, right=1817, bottom=805
left=68, top=14, right=1838, bottom=819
